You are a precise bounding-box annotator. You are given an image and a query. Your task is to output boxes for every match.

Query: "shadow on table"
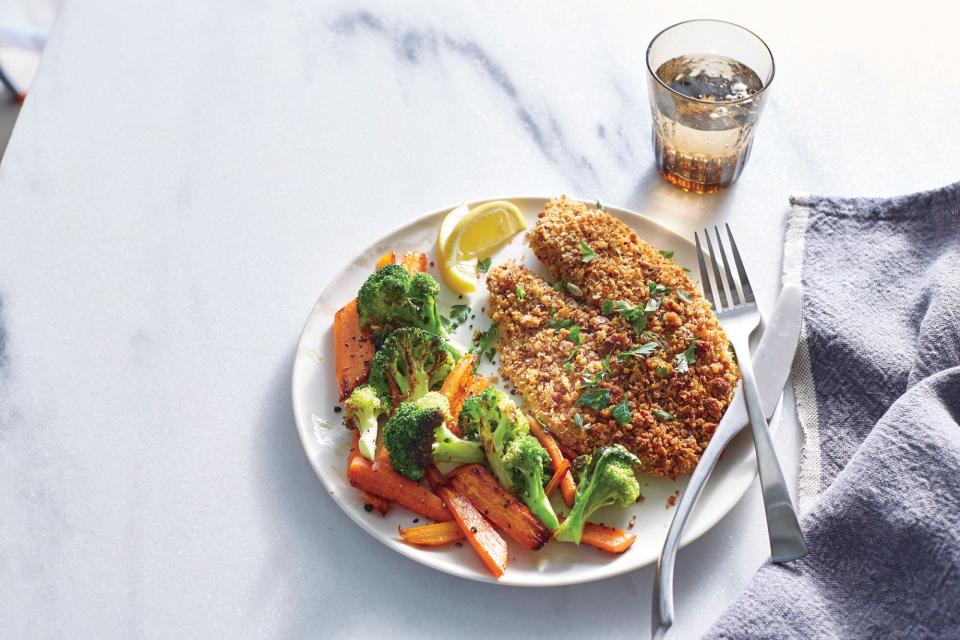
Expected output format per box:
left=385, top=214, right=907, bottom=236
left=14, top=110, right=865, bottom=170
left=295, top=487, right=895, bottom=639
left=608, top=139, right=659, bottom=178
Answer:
left=251, top=350, right=761, bottom=639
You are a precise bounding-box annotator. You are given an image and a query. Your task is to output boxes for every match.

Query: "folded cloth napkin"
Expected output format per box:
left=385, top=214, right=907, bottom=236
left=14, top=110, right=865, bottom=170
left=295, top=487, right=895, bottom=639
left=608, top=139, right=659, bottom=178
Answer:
left=705, top=182, right=960, bottom=639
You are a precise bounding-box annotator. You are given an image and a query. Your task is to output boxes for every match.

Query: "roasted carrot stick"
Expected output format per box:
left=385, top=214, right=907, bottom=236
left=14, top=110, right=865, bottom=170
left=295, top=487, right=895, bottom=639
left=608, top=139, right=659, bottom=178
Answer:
left=436, top=485, right=508, bottom=578
left=440, top=354, right=479, bottom=434
left=580, top=522, right=637, bottom=554
left=447, top=464, right=551, bottom=551
left=545, top=458, right=571, bottom=498
left=348, top=456, right=452, bottom=522
left=399, top=521, right=465, bottom=547
left=424, top=464, right=449, bottom=491
left=348, top=432, right=391, bottom=515
left=529, top=419, right=576, bottom=508
left=400, top=251, right=428, bottom=274
left=333, top=299, right=375, bottom=401
left=375, top=251, right=396, bottom=270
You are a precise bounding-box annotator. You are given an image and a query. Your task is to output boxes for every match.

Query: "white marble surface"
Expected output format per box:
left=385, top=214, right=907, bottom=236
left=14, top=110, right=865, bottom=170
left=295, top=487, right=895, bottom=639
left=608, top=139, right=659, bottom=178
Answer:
left=2, top=1, right=959, bottom=638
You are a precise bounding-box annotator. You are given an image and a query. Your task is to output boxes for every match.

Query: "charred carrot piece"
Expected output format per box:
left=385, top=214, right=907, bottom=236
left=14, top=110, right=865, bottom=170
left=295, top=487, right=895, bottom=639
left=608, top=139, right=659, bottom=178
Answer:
left=424, top=464, right=449, bottom=491
left=440, top=354, right=479, bottom=434
left=375, top=251, right=396, bottom=270
left=436, top=485, right=508, bottom=578
left=399, top=521, right=465, bottom=547
left=400, top=251, right=428, bottom=274
left=529, top=419, right=577, bottom=508
left=348, top=457, right=452, bottom=522
left=333, top=299, right=375, bottom=401
left=545, top=458, right=571, bottom=498
left=348, top=432, right=391, bottom=515
left=580, top=522, right=637, bottom=554
left=447, top=464, right=551, bottom=551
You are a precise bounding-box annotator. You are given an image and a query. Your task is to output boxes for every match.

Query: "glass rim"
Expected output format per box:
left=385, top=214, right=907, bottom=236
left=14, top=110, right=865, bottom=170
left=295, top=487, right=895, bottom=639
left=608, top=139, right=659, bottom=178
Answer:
left=645, top=18, right=775, bottom=106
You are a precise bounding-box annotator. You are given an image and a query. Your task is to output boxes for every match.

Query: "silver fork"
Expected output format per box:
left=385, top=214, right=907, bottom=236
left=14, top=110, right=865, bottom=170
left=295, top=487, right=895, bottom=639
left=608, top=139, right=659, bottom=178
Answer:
left=695, top=224, right=807, bottom=565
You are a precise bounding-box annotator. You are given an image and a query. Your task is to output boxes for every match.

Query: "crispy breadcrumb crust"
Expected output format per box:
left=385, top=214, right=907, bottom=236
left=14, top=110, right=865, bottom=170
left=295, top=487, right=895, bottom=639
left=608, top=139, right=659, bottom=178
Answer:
left=486, top=197, right=738, bottom=478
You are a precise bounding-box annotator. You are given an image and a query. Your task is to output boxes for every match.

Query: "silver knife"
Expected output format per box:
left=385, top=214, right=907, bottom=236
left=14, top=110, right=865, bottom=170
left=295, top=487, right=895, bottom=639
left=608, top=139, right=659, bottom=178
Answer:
left=651, top=284, right=803, bottom=639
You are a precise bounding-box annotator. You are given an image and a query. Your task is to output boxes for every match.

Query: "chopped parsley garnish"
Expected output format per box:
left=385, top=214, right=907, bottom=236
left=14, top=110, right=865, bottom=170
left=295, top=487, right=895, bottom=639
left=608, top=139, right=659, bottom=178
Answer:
left=596, top=199, right=605, bottom=211
left=476, top=257, right=492, bottom=275
left=573, top=413, right=584, bottom=428
left=613, top=282, right=670, bottom=336
left=601, top=299, right=614, bottom=315
left=547, top=308, right=574, bottom=333
left=442, top=304, right=471, bottom=331
left=677, top=290, right=693, bottom=303
left=673, top=339, right=698, bottom=374
left=552, top=277, right=582, bottom=297
left=564, top=345, right=580, bottom=372
left=566, top=325, right=582, bottom=345
left=648, top=280, right=671, bottom=297
left=617, top=341, right=659, bottom=362
left=514, top=283, right=525, bottom=301
left=641, top=330, right=666, bottom=348
left=652, top=408, right=675, bottom=421
left=576, top=386, right=611, bottom=411
left=611, top=401, right=632, bottom=426
left=682, top=266, right=691, bottom=273
left=659, top=249, right=674, bottom=259
left=579, top=241, right=598, bottom=263
left=655, top=365, right=669, bottom=378
left=469, top=324, right=498, bottom=365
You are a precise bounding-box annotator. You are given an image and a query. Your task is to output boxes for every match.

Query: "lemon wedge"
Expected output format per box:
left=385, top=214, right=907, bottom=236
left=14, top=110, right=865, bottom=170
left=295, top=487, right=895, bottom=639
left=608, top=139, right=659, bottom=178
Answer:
left=437, top=200, right=526, bottom=294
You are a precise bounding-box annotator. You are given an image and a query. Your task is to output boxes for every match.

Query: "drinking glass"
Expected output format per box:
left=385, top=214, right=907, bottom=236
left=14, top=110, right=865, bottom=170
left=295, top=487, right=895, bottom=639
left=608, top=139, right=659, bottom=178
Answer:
left=646, top=19, right=775, bottom=193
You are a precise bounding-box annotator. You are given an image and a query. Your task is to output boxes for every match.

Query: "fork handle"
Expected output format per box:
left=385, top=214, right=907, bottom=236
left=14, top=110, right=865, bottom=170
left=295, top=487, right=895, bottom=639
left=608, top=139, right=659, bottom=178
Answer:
left=651, top=409, right=734, bottom=639
left=732, top=333, right=808, bottom=563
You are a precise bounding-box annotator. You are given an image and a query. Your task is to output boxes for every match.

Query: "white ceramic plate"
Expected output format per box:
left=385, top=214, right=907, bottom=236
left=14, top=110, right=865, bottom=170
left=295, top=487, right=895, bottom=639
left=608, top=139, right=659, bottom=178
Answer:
left=291, top=197, right=773, bottom=587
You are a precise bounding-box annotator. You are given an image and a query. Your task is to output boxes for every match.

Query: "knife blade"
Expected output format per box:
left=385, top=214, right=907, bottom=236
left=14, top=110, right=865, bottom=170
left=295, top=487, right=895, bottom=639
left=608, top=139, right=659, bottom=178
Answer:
left=728, top=283, right=802, bottom=424
left=651, top=284, right=803, bottom=640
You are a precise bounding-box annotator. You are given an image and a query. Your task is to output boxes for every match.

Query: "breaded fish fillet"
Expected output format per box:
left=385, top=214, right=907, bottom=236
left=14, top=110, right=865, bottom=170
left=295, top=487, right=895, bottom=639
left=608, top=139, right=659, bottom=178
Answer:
left=487, top=197, right=738, bottom=478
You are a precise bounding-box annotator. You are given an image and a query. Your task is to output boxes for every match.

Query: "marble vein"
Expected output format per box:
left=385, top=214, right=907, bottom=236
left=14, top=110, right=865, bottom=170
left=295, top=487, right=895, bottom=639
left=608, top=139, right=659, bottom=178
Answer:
left=329, top=9, right=600, bottom=193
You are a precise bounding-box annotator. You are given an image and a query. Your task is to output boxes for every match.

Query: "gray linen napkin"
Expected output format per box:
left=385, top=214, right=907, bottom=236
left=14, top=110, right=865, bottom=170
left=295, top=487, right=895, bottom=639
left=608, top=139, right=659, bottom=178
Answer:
left=705, top=182, right=960, bottom=639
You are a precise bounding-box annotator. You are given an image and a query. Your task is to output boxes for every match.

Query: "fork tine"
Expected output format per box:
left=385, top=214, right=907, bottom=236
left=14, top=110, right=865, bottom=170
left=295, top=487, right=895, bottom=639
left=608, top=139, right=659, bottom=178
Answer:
left=713, top=226, right=741, bottom=306
left=703, top=228, right=730, bottom=310
left=725, top=223, right=755, bottom=303
left=694, top=231, right=716, bottom=310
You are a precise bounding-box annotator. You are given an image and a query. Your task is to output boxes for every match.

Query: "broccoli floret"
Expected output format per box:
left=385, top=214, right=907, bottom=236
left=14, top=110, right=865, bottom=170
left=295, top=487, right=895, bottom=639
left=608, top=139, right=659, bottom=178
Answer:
left=503, top=434, right=560, bottom=531
left=553, top=444, right=641, bottom=544
left=368, top=327, right=454, bottom=405
left=357, top=265, right=459, bottom=356
left=458, top=388, right=530, bottom=493
left=383, top=392, right=484, bottom=480
left=343, top=383, right=387, bottom=460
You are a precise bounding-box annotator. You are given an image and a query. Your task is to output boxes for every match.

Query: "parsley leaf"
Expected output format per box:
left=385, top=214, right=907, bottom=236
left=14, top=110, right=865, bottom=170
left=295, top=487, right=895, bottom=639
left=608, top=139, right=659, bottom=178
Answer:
left=617, top=341, right=659, bottom=362
left=596, top=199, right=605, bottom=211
left=677, top=290, right=693, bottom=303
left=579, top=241, right=598, bottom=263
left=673, top=339, right=698, bottom=374
left=547, top=308, right=574, bottom=333
left=576, top=386, right=611, bottom=411
left=601, top=299, right=614, bottom=315
left=652, top=408, right=675, bottom=421
left=567, top=325, right=582, bottom=345
left=659, top=249, right=674, bottom=259
left=648, top=280, right=671, bottom=297
left=552, top=278, right=568, bottom=291
left=655, top=365, right=669, bottom=378
left=514, top=283, right=525, bottom=301
left=611, top=400, right=632, bottom=426
left=445, top=304, right=471, bottom=331
left=564, top=345, right=580, bottom=371
left=469, top=324, right=498, bottom=366
left=565, top=281, right=583, bottom=297
left=476, top=257, right=492, bottom=275
left=573, top=413, right=584, bottom=428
